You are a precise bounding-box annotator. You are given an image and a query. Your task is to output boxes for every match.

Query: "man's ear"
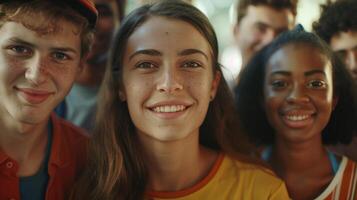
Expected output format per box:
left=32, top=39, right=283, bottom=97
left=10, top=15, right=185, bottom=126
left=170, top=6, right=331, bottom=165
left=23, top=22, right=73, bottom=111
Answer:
left=210, top=70, right=221, bottom=101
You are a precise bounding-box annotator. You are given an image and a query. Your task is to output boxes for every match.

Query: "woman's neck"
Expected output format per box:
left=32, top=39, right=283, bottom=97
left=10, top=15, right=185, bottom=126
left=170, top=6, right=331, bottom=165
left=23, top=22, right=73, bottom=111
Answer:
left=272, top=139, right=326, bottom=172
left=138, top=131, right=218, bottom=192
left=270, top=137, right=334, bottom=200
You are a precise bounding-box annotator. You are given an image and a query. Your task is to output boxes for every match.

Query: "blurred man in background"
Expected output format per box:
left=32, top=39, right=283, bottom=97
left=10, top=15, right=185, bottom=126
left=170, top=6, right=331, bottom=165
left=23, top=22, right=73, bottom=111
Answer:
left=233, top=0, right=297, bottom=82
left=56, top=0, right=126, bottom=132
left=313, top=0, right=357, bottom=161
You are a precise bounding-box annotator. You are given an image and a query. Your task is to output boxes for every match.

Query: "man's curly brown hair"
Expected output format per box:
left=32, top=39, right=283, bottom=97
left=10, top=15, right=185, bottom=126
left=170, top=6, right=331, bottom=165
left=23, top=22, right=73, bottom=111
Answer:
left=313, top=0, right=357, bottom=44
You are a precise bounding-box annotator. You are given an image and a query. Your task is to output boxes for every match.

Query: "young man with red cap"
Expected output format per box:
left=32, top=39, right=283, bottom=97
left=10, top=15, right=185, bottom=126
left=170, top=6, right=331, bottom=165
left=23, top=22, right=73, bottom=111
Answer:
left=0, top=1, right=97, bottom=199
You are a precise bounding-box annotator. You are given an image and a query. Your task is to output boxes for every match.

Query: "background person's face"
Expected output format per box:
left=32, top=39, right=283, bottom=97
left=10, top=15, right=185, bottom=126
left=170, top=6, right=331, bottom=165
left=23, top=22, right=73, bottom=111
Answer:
left=330, top=31, right=357, bottom=81
left=234, top=5, right=294, bottom=65
left=87, top=0, right=119, bottom=65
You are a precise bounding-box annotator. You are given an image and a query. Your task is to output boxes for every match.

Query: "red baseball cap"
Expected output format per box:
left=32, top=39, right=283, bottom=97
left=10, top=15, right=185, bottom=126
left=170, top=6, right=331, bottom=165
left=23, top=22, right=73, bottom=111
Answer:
left=0, top=0, right=98, bottom=29
left=64, top=0, right=98, bottom=29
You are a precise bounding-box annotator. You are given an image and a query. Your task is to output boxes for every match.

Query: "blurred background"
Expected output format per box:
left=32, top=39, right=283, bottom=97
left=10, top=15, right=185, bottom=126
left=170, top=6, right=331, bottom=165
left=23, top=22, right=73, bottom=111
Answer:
left=125, top=0, right=330, bottom=80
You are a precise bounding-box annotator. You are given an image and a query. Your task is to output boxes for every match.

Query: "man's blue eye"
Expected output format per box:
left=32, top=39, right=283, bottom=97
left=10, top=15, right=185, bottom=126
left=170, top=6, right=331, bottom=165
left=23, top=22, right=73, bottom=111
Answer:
left=53, top=52, right=69, bottom=60
left=10, top=46, right=32, bottom=55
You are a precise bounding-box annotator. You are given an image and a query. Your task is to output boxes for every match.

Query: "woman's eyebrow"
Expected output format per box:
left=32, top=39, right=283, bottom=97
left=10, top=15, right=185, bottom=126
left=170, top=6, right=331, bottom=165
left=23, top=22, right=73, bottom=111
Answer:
left=177, top=48, right=208, bottom=60
left=304, top=69, right=326, bottom=77
left=129, top=49, right=162, bottom=60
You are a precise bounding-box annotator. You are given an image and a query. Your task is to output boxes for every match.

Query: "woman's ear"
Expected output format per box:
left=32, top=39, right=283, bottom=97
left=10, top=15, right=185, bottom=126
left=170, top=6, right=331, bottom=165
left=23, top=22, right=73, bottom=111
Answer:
left=210, top=70, right=221, bottom=101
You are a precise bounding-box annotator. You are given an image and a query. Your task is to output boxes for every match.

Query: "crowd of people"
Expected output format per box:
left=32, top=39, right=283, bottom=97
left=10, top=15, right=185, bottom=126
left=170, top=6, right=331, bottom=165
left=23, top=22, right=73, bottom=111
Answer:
left=0, top=0, right=355, bottom=200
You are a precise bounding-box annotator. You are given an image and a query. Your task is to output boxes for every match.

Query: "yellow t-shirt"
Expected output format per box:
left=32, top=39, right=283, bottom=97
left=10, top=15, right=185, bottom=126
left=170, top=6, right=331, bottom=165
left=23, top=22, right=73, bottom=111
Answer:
left=146, top=153, right=290, bottom=200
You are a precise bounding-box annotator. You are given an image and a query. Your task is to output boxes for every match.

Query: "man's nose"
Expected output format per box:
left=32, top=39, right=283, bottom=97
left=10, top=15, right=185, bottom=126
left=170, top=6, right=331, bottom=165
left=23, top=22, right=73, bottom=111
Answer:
left=25, top=56, right=49, bottom=85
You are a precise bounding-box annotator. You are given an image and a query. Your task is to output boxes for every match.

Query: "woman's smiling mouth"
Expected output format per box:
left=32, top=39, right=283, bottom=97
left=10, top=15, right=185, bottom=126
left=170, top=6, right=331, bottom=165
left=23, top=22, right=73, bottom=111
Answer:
left=152, top=105, right=186, bottom=113
left=281, top=110, right=316, bottom=129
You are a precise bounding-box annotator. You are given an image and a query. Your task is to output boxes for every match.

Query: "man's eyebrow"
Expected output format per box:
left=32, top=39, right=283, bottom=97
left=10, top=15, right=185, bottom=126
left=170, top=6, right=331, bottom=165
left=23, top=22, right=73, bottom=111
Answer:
left=255, top=21, right=269, bottom=28
left=7, top=37, right=79, bottom=55
left=255, top=21, right=267, bottom=25
left=129, top=49, right=162, bottom=60
left=254, top=22, right=288, bottom=34
left=7, top=38, right=36, bottom=48
left=177, top=48, right=209, bottom=60
left=50, top=47, right=79, bottom=55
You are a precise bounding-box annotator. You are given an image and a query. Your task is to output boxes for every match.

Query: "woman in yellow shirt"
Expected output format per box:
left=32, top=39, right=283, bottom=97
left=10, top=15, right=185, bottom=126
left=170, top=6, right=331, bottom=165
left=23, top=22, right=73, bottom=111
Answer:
left=71, top=1, right=290, bottom=199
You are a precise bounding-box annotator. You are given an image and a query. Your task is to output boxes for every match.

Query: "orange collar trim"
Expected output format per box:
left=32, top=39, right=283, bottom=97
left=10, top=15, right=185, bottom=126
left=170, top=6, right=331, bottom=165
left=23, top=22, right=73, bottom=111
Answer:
left=146, top=153, right=225, bottom=198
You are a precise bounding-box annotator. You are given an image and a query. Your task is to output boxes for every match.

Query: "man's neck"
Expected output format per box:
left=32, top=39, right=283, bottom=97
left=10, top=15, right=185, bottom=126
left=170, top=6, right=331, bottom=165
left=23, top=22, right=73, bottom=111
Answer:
left=0, top=116, right=49, bottom=176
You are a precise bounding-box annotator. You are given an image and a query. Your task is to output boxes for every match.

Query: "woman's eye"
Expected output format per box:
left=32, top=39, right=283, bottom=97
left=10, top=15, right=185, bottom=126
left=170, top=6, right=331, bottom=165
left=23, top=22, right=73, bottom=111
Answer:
left=271, top=80, right=288, bottom=89
left=307, top=80, right=327, bottom=89
left=136, top=62, right=156, bottom=69
left=182, top=61, right=201, bottom=68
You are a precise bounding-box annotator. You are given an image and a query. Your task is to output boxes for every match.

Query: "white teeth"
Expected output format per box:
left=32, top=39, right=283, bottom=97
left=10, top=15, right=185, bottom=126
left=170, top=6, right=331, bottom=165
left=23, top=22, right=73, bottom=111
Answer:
left=285, top=115, right=310, bottom=121
left=153, top=105, right=186, bottom=113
